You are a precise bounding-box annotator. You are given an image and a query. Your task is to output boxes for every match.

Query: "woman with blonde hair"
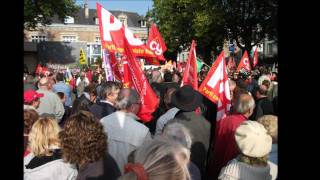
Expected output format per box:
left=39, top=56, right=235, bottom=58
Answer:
left=119, top=138, right=191, bottom=180
left=257, top=115, right=278, bottom=165
left=24, top=117, right=77, bottom=180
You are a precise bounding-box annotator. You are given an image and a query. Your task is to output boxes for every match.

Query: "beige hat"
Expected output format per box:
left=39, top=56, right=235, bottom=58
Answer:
left=235, top=121, right=272, bottom=158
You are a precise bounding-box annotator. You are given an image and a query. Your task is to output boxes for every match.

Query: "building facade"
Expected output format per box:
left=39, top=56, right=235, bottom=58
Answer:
left=24, top=4, right=148, bottom=72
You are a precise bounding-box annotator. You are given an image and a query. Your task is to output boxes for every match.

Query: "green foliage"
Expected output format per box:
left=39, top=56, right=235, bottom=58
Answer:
left=218, top=0, right=278, bottom=54
left=24, top=0, right=80, bottom=30
left=151, top=0, right=277, bottom=64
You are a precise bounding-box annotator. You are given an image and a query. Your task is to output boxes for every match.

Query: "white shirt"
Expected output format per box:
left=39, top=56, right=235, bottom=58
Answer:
left=100, top=111, right=152, bottom=174
left=76, top=77, right=89, bottom=87
left=155, top=107, right=180, bottom=136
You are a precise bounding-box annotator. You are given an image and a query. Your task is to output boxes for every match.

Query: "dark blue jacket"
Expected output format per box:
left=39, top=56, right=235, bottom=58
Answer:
left=89, top=100, right=116, bottom=119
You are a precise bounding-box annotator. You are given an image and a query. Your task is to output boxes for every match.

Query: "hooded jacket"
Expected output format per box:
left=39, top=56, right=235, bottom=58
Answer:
left=24, top=150, right=78, bottom=180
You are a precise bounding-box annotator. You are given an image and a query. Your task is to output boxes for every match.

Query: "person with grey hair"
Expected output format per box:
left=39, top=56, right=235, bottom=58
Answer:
left=36, top=77, right=65, bottom=123
left=89, top=81, right=120, bottom=119
left=162, top=123, right=201, bottom=180
left=207, top=93, right=255, bottom=180
left=100, top=88, right=152, bottom=174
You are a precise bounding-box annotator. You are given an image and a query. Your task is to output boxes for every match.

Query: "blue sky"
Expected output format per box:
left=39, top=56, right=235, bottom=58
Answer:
left=76, top=0, right=153, bottom=16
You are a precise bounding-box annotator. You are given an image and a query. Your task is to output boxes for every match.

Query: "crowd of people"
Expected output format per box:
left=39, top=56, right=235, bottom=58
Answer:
left=23, top=62, right=278, bottom=180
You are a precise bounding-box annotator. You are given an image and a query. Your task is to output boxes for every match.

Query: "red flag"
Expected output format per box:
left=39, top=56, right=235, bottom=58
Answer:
left=144, top=57, right=161, bottom=66
left=252, top=47, right=259, bottom=68
left=122, top=30, right=159, bottom=122
left=181, top=40, right=198, bottom=90
left=109, top=52, right=123, bottom=81
left=96, top=3, right=156, bottom=58
left=146, top=23, right=167, bottom=61
left=35, top=64, right=42, bottom=74
left=199, top=51, right=231, bottom=121
left=122, top=58, right=131, bottom=88
left=227, top=57, right=236, bottom=70
left=236, top=50, right=251, bottom=72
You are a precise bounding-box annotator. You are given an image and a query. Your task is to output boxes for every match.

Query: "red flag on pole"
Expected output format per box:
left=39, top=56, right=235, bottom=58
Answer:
left=236, top=50, right=251, bottom=72
left=122, top=58, right=131, bottom=89
left=181, top=40, right=198, bottom=90
left=198, top=51, right=231, bottom=121
left=146, top=23, right=167, bottom=61
left=252, top=47, right=259, bottom=68
left=96, top=3, right=156, bottom=58
left=122, top=30, right=159, bottom=122
left=109, top=52, right=123, bottom=81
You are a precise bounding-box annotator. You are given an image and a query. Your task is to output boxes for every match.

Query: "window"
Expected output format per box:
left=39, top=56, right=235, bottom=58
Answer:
left=31, top=35, right=47, bottom=43
left=64, top=16, right=74, bottom=24
left=141, top=20, right=146, bottom=27
left=95, top=36, right=101, bottom=43
left=62, top=36, right=77, bottom=42
left=267, top=43, right=273, bottom=55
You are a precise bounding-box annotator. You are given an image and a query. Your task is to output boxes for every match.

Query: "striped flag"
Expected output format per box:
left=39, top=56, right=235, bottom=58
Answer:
left=199, top=51, right=231, bottom=121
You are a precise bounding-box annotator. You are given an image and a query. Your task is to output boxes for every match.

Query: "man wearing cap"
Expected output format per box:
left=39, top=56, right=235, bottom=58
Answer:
left=24, top=89, right=44, bottom=111
left=207, top=93, right=255, bottom=180
left=168, top=85, right=211, bottom=177
left=37, top=77, right=65, bottom=122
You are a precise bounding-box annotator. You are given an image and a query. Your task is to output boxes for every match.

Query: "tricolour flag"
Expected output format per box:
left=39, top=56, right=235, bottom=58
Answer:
left=96, top=3, right=155, bottom=58
left=181, top=40, right=198, bottom=90
left=146, top=23, right=167, bottom=61
left=198, top=51, right=231, bottom=121
left=252, top=47, right=259, bottom=68
left=236, top=50, right=251, bottom=72
left=122, top=29, right=159, bottom=122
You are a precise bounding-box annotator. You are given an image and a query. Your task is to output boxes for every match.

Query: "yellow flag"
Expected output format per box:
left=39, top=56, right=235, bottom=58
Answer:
left=79, top=48, right=87, bottom=65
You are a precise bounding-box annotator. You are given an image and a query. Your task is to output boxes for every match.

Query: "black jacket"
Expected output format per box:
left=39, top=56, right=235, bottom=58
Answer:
left=251, top=97, right=275, bottom=120
left=89, top=100, right=116, bottom=119
left=76, top=153, right=121, bottom=180
left=71, top=95, right=94, bottom=115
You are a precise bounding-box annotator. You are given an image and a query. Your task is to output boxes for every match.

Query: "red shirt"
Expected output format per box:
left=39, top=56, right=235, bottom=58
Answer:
left=207, top=113, right=247, bottom=179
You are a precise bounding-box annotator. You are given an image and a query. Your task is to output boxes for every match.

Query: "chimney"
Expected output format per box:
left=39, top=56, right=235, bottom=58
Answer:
left=84, top=2, right=89, bottom=19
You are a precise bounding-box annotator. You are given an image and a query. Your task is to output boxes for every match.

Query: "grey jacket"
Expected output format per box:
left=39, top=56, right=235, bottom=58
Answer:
left=37, top=89, right=65, bottom=122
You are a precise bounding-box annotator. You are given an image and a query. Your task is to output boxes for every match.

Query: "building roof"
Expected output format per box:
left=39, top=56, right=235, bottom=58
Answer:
left=50, top=8, right=145, bottom=27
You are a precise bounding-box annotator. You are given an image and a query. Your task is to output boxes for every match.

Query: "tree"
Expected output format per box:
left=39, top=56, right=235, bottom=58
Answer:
left=151, top=0, right=277, bottom=65
left=218, top=0, right=278, bottom=58
left=24, top=0, right=79, bottom=30
left=152, top=0, right=225, bottom=64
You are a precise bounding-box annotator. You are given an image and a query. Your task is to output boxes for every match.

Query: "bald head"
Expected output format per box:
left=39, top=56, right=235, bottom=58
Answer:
left=235, top=93, right=255, bottom=116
